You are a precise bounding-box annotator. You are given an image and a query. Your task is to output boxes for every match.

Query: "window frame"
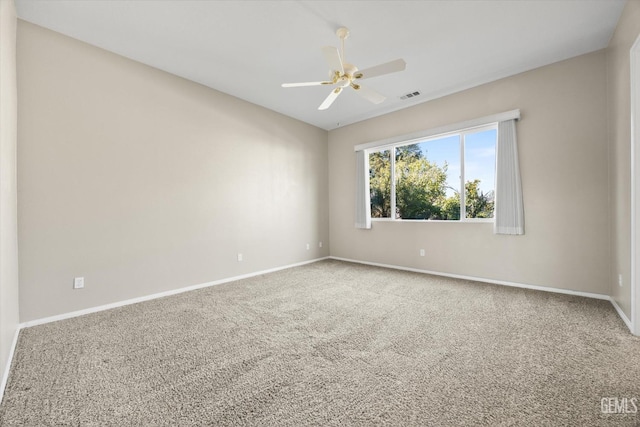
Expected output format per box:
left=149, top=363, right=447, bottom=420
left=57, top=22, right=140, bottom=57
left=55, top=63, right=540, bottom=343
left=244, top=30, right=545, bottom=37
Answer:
left=368, top=123, right=498, bottom=223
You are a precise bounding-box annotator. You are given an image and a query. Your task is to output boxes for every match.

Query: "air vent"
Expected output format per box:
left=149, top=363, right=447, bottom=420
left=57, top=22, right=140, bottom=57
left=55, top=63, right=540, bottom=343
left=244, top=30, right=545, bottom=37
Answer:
left=400, top=91, right=421, bottom=100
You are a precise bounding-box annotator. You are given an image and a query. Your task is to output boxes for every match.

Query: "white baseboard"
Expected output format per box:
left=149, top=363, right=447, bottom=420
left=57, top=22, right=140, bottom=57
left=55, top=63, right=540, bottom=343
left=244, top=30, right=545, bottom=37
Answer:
left=20, top=257, right=330, bottom=329
left=3, top=257, right=328, bottom=401
left=5, top=257, right=329, bottom=402
left=329, top=256, right=611, bottom=300
left=329, top=257, right=640, bottom=332
left=2, top=255, right=633, bottom=402
left=0, top=327, right=20, bottom=404
left=609, top=297, right=634, bottom=334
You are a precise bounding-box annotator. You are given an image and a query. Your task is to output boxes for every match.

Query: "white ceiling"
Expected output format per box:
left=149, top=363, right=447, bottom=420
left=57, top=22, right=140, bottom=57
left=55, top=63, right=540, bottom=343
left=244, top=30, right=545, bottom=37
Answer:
left=16, top=0, right=625, bottom=131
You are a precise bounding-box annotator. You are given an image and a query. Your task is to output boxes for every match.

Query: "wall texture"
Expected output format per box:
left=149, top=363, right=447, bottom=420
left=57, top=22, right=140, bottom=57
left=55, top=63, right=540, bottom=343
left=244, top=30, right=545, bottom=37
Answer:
left=15, top=7, right=635, bottom=324
left=607, top=0, right=640, bottom=320
left=0, top=0, right=19, bottom=391
left=17, top=21, right=329, bottom=322
left=329, top=51, right=609, bottom=295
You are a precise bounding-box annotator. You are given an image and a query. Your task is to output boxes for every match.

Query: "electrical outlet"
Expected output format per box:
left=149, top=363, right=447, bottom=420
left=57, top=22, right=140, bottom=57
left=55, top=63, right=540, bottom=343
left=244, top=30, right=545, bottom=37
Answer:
left=319, top=241, right=323, bottom=248
left=306, top=243, right=310, bottom=250
left=73, top=277, right=84, bottom=289
left=237, top=253, right=243, bottom=262
left=618, top=274, right=623, bottom=287
left=419, top=249, right=425, bottom=257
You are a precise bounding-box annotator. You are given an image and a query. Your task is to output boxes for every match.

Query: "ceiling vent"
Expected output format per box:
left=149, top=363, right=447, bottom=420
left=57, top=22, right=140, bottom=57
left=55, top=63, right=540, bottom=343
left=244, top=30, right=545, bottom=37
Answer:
left=400, top=91, right=421, bottom=100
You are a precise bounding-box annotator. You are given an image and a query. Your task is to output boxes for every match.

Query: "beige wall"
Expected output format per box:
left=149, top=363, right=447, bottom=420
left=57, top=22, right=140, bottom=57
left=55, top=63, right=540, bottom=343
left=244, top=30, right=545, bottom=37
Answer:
left=14, top=8, right=634, bottom=324
left=0, top=0, right=19, bottom=389
left=17, top=21, right=329, bottom=322
left=329, top=51, right=609, bottom=295
left=607, top=0, right=640, bottom=320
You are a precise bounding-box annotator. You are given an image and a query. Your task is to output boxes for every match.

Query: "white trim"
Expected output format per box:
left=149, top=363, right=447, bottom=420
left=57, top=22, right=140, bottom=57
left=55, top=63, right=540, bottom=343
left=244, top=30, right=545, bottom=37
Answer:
left=610, top=297, right=634, bottom=333
left=373, top=219, right=495, bottom=224
left=20, top=257, right=330, bottom=328
left=353, top=109, right=520, bottom=152
left=0, top=328, right=20, bottom=404
left=329, top=256, right=640, bottom=332
left=2, top=257, right=330, bottom=401
left=460, top=132, right=466, bottom=220
left=631, top=34, right=640, bottom=335
left=1, top=255, right=633, bottom=403
left=329, top=256, right=610, bottom=300
left=390, top=147, right=396, bottom=219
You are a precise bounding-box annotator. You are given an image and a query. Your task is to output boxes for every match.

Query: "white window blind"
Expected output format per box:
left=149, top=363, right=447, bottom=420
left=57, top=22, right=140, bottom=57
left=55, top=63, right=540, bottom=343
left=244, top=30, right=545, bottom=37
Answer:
left=494, top=119, right=524, bottom=235
left=355, top=150, right=372, bottom=229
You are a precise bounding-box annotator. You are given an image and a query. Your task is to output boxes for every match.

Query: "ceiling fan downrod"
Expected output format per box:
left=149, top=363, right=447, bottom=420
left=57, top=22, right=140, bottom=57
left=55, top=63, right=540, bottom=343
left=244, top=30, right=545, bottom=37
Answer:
left=336, top=27, right=350, bottom=64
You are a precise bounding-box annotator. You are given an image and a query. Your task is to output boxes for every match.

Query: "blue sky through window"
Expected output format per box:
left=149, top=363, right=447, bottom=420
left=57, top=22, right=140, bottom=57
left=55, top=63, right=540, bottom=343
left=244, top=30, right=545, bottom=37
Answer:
left=465, top=129, right=496, bottom=195
left=417, top=129, right=496, bottom=196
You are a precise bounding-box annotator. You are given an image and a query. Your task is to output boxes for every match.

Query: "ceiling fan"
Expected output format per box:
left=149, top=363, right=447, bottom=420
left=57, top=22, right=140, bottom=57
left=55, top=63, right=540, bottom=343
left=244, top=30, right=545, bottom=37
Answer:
left=281, top=27, right=406, bottom=110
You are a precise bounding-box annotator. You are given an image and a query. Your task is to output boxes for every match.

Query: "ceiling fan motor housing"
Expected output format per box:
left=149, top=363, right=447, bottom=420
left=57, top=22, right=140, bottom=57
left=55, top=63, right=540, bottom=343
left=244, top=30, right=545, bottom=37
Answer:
left=336, top=27, right=350, bottom=40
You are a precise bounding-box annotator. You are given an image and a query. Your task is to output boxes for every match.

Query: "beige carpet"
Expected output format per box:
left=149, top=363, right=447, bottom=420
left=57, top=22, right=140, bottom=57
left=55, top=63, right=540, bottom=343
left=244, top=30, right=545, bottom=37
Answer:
left=0, top=260, right=639, bottom=426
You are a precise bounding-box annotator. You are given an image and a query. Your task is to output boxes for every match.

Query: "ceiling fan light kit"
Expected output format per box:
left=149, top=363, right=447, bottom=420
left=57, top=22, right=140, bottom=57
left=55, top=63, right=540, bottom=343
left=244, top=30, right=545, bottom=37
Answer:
left=281, top=27, right=406, bottom=110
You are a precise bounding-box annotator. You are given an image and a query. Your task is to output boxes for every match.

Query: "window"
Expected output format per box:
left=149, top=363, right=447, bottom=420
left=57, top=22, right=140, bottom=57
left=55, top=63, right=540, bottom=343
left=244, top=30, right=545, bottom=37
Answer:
left=369, top=125, right=496, bottom=221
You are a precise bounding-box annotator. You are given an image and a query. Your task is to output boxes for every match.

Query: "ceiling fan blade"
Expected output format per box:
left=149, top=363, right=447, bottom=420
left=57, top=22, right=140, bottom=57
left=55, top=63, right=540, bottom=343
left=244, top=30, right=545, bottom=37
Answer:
left=351, top=83, right=386, bottom=104
left=318, top=87, right=343, bottom=110
left=322, top=46, right=344, bottom=74
left=282, top=81, right=334, bottom=88
left=354, top=59, right=406, bottom=80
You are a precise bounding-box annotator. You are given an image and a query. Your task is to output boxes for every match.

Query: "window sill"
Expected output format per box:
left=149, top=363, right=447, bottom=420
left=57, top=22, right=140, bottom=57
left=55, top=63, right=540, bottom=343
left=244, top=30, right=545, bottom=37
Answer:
left=371, top=218, right=494, bottom=223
